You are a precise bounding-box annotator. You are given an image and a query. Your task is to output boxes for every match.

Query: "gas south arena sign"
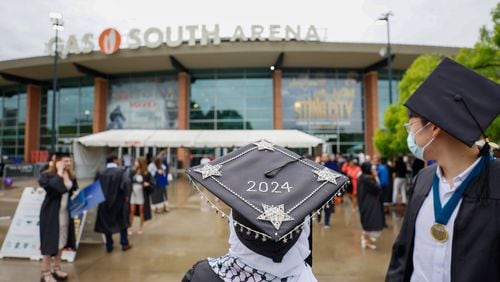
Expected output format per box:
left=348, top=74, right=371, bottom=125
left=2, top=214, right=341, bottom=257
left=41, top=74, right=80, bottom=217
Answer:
left=47, top=25, right=322, bottom=58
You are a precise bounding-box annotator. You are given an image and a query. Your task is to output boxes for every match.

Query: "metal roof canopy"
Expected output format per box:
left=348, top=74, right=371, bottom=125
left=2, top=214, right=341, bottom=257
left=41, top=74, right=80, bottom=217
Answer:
left=0, top=41, right=461, bottom=86
left=76, top=129, right=324, bottom=148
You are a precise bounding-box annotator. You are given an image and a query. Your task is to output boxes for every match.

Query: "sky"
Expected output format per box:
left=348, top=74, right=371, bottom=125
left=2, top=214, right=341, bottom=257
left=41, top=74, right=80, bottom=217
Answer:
left=0, top=0, right=496, bottom=61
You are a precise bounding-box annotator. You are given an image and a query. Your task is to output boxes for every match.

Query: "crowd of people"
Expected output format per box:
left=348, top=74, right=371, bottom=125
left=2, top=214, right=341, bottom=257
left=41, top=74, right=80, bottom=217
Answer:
left=37, top=152, right=171, bottom=282
left=311, top=150, right=426, bottom=250
left=31, top=57, right=498, bottom=282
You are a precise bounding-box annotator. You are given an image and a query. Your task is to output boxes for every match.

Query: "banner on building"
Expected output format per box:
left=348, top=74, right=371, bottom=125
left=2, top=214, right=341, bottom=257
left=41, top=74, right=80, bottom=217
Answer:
left=107, top=79, right=178, bottom=130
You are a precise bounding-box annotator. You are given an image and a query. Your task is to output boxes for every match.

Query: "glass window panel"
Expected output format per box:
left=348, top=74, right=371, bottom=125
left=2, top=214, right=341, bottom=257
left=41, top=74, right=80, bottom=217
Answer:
left=282, top=72, right=363, bottom=134
left=282, top=70, right=364, bottom=152
left=79, top=125, right=93, bottom=134
left=108, top=76, right=178, bottom=129
left=247, top=120, right=273, bottom=129
left=40, top=78, right=95, bottom=151
left=59, top=125, right=78, bottom=135
left=217, top=121, right=244, bottom=129
left=377, top=78, right=400, bottom=128
left=17, top=93, right=27, bottom=123
left=189, top=70, right=272, bottom=130
left=190, top=122, right=215, bottom=130
left=0, top=86, right=26, bottom=160
left=58, top=87, right=79, bottom=125
left=246, top=109, right=273, bottom=120
left=3, top=148, right=15, bottom=158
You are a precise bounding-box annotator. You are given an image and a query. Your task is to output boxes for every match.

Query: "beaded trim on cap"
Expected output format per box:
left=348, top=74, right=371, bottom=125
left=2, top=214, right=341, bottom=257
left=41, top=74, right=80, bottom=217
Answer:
left=187, top=140, right=349, bottom=243
left=188, top=176, right=348, bottom=243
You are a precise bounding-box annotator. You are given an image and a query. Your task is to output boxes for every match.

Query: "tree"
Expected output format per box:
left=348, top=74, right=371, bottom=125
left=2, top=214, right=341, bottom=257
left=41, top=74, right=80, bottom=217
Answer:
left=374, top=55, right=441, bottom=159
left=375, top=4, right=500, bottom=157
left=455, top=3, right=500, bottom=142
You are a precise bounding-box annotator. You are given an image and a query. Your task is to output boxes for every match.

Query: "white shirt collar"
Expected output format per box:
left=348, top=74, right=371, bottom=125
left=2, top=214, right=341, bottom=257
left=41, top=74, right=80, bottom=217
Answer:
left=106, top=163, right=118, bottom=168
left=436, top=157, right=481, bottom=191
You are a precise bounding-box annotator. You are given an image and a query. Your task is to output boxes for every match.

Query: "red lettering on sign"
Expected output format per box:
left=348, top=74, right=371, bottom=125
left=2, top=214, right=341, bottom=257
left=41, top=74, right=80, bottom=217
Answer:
left=130, top=101, right=156, bottom=108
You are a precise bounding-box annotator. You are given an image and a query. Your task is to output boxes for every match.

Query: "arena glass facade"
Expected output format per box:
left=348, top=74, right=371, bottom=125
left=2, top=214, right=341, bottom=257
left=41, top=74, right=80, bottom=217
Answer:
left=0, top=68, right=393, bottom=160
left=0, top=40, right=459, bottom=165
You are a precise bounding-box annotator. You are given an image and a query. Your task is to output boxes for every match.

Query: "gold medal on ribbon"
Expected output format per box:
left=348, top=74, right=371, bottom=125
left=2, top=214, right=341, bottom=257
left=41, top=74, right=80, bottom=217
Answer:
left=430, top=223, right=449, bottom=243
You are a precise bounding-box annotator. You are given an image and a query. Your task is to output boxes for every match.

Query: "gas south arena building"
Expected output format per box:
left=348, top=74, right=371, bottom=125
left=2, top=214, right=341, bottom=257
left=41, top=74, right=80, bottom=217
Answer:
left=0, top=25, right=459, bottom=166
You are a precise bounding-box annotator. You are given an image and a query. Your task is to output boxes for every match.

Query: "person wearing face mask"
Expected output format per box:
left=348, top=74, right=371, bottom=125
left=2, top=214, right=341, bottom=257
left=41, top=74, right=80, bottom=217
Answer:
left=386, top=58, right=500, bottom=282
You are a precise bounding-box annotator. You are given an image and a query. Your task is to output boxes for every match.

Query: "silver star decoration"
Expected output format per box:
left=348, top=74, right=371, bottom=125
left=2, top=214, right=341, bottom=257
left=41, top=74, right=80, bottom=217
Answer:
left=253, top=140, right=275, bottom=151
left=313, top=168, right=341, bottom=185
left=257, top=204, right=294, bottom=230
left=194, top=164, right=222, bottom=179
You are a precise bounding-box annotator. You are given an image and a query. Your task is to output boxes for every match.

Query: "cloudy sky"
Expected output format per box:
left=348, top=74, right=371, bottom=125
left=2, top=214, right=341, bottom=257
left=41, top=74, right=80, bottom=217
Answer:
left=0, top=0, right=496, bottom=61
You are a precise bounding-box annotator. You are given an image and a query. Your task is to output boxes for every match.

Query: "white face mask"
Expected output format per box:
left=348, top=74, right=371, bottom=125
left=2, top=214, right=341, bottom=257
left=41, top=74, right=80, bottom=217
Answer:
left=407, top=122, right=435, bottom=161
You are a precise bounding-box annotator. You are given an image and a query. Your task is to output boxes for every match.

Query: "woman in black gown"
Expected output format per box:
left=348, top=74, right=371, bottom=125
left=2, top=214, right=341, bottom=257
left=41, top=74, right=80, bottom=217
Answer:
left=357, top=162, right=384, bottom=250
left=39, top=153, right=78, bottom=282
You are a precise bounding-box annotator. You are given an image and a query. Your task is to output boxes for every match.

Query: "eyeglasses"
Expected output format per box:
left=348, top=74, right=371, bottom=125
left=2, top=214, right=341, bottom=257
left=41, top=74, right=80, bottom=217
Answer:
left=404, top=121, right=430, bottom=134
left=403, top=122, right=415, bottom=133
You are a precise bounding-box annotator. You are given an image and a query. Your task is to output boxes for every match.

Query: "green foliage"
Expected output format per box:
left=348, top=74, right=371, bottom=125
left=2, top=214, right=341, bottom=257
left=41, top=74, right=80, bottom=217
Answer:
left=375, top=3, right=500, bottom=157
left=455, top=2, right=500, bottom=142
left=374, top=55, right=441, bottom=159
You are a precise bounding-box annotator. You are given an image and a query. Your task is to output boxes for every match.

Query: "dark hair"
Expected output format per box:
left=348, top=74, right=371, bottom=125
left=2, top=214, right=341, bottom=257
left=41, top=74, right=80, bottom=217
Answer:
left=407, top=110, right=429, bottom=124
left=106, top=155, right=118, bottom=164
left=380, top=157, right=388, bottom=165
left=361, top=162, right=372, bottom=174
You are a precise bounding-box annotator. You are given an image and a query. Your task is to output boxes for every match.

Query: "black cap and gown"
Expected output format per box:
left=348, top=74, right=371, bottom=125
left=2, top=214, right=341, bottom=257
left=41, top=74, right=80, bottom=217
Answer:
left=386, top=58, right=500, bottom=281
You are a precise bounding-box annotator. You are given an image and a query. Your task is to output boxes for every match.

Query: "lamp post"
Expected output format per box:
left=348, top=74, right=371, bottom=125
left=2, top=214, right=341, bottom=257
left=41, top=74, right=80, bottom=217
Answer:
left=49, top=12, right=64, bottom=152
left=378, top=11, right=394, bottom=104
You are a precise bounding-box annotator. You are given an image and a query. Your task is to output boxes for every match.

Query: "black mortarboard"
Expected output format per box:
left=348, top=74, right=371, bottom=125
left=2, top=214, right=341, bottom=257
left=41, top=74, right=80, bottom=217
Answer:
left=405, top=57, right=500, bottom=147
left=187, top=140, right=348, bottom=251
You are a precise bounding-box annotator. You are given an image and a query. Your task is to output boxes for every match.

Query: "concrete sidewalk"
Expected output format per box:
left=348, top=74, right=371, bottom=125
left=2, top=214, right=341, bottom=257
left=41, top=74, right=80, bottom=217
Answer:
left=0, top=178, right=401, bottom=281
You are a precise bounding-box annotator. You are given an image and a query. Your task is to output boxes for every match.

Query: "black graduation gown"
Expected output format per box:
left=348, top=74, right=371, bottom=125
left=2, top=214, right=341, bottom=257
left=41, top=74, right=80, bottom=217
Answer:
left=39, top=172, right=78, bottom=256
left=94, top=167, right=131, bottom=234
left=129, top=170, right=152, bottom=221
left=357, top=174, right=384, bottom=232
left=151, top=171, right=168, bottom=205
left=182, top=260, right=223, bottom=282
left=386, top=159, right=500, bottom=282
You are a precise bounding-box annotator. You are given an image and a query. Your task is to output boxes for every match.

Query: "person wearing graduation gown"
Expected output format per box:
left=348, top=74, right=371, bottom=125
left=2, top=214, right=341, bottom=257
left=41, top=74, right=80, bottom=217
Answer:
left=94, top=155, right=132, bottom=252
left=386, top=58, right=500, bottom=282
left=150, top=157, right=169, bottom=213
left=39, top=153, right=78, bottom=282
left=357, top=162, right=384, bottom=249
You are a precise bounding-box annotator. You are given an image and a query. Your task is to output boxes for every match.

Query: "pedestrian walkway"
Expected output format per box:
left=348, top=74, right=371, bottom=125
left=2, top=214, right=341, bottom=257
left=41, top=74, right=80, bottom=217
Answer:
left=0, top=177, right=402, bottom=281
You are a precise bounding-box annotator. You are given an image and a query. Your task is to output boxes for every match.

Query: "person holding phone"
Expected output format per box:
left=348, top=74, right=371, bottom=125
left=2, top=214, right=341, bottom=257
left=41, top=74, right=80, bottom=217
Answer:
left=39, top=152, right=78, bottom=282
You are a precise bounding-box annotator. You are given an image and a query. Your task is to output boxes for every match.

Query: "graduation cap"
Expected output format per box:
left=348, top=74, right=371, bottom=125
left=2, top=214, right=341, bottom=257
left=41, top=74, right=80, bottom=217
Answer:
left=405, top=57, right=500, bottom=147
left=187, top=140, right=349, bottom=250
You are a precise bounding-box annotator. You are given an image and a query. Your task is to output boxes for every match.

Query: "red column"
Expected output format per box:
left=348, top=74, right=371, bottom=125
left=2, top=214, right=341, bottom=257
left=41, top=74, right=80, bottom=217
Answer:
left=24, top=85, right=41, bottom=162
left=273, top=70, right=282, bottom=129
left=363, top=71, right=379, bottom=157
left=177, top=72, right=190, bottom=170
left=93, top=77, right=108, bottom=133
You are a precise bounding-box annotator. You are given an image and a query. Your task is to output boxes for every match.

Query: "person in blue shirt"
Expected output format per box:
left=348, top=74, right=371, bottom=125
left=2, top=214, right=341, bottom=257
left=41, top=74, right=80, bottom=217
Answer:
left=319, top=153, right=339, bottom=228
left=374, top=155, right=390, bottom=227
left=324, top=153, right=340, bottom=173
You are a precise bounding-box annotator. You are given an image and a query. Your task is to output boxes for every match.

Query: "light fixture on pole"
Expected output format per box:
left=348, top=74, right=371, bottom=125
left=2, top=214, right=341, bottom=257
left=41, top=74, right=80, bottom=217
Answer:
left=378, top=11, right=394, bottom=104
left=49, top=12, right=64, bottom=152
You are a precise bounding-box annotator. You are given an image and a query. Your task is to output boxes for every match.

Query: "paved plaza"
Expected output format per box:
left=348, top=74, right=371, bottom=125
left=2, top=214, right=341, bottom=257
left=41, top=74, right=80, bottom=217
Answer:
left=0, top=178, right=402, bottom=282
